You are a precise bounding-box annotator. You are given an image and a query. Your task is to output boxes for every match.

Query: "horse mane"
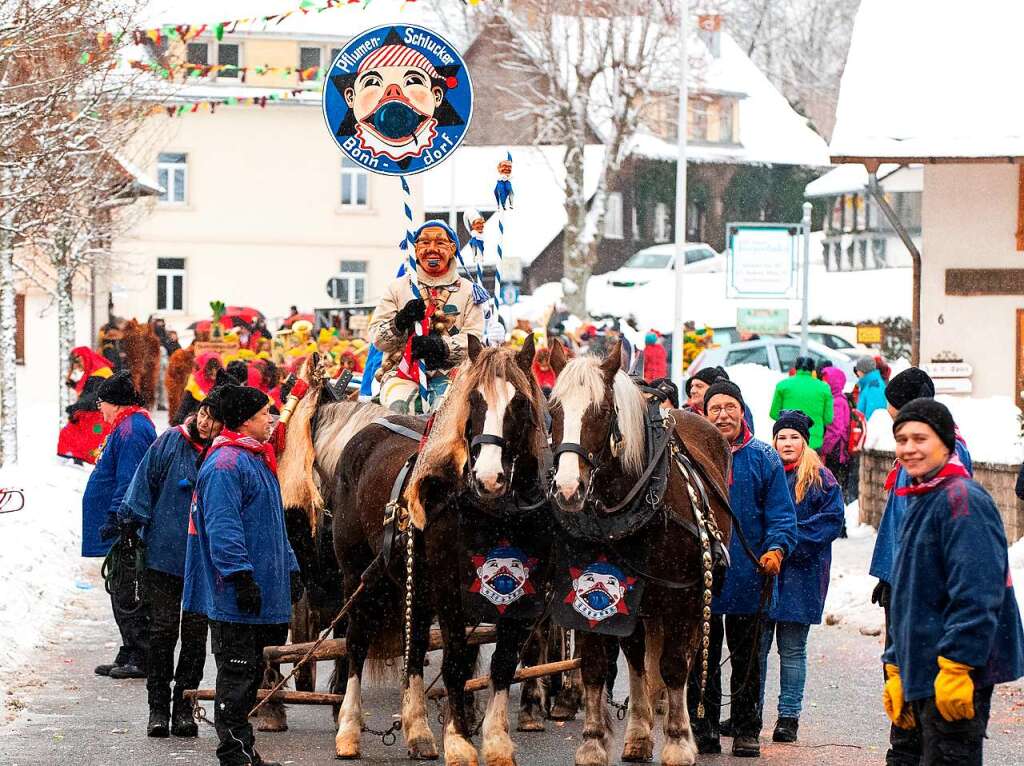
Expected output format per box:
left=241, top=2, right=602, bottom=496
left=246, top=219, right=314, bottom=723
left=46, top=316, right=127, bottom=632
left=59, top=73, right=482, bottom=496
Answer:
left=550, top=357, right=646, bottom=477
left=311, top=399, right=388, bottom=481
left=406, top=345, right=546, bottom=528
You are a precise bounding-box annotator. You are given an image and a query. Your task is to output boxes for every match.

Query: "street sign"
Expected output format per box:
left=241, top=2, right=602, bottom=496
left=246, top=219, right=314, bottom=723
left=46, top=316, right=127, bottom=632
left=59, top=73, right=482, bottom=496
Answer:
left=922, top=361, right=973, bottom=395
left=856, top=324, right=884, bottom=344
left=501, top=283, right=520, bottom=305
left=737, top=308, right=789, bottom=336
left=726, top=223, right=800, bottom=299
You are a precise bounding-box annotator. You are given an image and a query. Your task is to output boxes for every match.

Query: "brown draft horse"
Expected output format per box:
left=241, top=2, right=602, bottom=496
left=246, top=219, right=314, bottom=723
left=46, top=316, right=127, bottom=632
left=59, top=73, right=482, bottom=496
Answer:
left=279, top=338, right=550, bottom=765
left=120, top=319, right=161, bottom=408
left=546, top=341, right=732, bottom=766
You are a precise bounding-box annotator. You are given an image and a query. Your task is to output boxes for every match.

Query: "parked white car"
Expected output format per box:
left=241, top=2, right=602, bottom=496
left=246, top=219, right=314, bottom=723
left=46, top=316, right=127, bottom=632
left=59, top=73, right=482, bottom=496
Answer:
left=689, top=337, right=857, bottom=390
left=599, top=243, right=723, bottom=289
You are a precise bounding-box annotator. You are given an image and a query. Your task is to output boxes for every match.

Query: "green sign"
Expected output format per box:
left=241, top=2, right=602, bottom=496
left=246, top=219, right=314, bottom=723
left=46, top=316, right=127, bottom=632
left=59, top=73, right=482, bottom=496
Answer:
left=737, top=308, right=790, bottom=336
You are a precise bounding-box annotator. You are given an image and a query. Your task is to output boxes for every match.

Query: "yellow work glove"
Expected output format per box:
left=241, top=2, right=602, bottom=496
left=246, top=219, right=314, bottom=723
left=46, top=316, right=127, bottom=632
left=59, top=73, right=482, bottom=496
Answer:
left=882, top=664, right=916, bottom=729
left=934, top=656, right=975, bottom=722
left=758, top=548, right=783, bottom=577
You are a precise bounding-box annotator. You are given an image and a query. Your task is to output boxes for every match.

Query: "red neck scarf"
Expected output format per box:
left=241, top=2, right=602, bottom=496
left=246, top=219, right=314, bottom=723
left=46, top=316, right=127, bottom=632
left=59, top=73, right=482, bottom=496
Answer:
left=209, top=428, right=277, bottom=475
left=176, top=418, right=206, bottom=453
left=884, top=427, right=969, bottom=491
left=111, top=405, right=151, bottom=433
left=894, top=453, right=969, bottom=496
left=783, top=460, right=799, bottom=473
left=731, top=422, right=753, bottom=454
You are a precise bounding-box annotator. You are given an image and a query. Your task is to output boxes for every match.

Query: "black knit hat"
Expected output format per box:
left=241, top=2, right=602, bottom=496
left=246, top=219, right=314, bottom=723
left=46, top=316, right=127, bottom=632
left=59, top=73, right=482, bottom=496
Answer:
left=219, top=385, right=270, bottom=430
left=703, top=380, right=744, bottom=414
left=893, top=398, right=956, bottom=454
left=686, top=365, right=729, bottom=397
left=885, top=368, right=935, bottom=409
left=96, top=371, right=144, bottom=407
left=773, top=409, right=813, bottom=443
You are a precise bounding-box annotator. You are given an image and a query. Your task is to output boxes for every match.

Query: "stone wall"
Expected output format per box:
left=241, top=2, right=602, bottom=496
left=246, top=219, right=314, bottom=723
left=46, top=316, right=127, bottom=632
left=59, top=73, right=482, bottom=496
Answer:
left=858, top=449, right=1024, bottom=543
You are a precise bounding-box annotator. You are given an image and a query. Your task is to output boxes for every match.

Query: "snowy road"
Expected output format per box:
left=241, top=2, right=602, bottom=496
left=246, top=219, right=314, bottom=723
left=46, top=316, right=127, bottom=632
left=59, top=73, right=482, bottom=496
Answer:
left=2, top=536, right=1023, bottom=765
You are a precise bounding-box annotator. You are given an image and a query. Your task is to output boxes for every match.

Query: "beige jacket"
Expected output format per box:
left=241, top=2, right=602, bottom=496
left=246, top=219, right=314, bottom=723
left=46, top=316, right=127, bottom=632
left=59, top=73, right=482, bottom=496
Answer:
left=368, top=262, right=484, bottom=379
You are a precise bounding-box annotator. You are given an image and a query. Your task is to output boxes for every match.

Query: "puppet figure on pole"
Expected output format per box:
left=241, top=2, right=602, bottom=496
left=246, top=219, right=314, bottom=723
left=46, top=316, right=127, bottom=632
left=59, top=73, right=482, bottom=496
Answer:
left=323, top=24, right=482, bottom=414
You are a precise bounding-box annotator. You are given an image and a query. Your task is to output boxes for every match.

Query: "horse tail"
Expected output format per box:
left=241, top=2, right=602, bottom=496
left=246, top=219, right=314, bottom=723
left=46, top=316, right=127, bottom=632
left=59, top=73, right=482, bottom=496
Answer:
left=366, top=619, right=404, bottom=686
left=278, top=358, right=325, bottom=533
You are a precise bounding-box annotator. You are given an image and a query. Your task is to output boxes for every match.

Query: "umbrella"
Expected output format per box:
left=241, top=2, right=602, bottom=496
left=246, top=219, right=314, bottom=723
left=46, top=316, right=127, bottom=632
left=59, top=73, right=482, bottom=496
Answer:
left=282, top=313, right=315, bottom=328
left=224, top=306, right=265, bottom=323
left=187, top=315, right=253, bottom=332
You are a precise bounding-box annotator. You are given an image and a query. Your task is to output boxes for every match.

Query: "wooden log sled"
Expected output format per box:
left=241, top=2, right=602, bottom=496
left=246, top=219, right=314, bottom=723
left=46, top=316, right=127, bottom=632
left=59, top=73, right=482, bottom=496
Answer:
left=261, top=624, right=499, bottom=664
left=183, top=658, right=582, bottom=707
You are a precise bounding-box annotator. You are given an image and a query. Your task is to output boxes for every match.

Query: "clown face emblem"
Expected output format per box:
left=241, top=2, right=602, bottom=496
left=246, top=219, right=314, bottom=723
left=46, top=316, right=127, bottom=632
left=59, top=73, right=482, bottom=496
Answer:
left=469, top=544, right=537, bottom=613
left=566, top=560, right=636, bottom=626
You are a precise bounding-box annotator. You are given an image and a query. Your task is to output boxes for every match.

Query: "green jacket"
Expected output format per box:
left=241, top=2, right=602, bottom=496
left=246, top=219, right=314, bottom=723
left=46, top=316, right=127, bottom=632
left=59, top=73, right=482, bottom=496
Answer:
left=769, top=371, right=834, bottom=449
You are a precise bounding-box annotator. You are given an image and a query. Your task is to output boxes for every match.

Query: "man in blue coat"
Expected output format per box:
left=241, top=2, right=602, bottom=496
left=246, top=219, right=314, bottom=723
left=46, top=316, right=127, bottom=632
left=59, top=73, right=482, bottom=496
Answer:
left=687, top=380, right=797, bottom=758
left=184, top=384, right=302, bottom=766
left=883, top=399, right=1023, bottom=765
left=120, top=389, right=225, bottom=738
left=82, top=371, right=156, bottom=680
left=869, top=368, right=973, bottom=765
left=854, top=356, right=888, bottom=420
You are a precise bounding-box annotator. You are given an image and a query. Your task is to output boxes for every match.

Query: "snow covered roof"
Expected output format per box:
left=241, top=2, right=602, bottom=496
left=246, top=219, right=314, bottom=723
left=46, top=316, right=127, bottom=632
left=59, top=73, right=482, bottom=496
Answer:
left=136, top=0, right=461, bottom=45
left=628, top=31, right=829, bottom=167
left=830, top=0, right=1024, bottom=161
left=114, top=155, right=164, bottom=197
left=421, top=144, right=605, bottom=267
left=804, top=163, right=922, bottom=198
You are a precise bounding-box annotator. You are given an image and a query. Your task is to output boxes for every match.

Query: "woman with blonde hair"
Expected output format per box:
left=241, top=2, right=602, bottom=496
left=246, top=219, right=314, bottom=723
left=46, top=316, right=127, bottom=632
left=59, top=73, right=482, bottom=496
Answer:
left=760, top=410, right=845, bottom=743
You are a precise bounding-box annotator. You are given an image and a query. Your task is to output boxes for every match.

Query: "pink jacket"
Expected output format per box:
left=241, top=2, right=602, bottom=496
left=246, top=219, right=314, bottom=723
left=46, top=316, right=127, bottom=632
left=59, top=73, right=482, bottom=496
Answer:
left=821, top=366, right=850, bottom=462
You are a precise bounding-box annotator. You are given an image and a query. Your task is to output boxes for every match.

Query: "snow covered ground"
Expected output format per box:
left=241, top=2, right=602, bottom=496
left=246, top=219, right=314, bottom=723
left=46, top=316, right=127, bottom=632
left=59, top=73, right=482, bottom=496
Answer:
left=0, top=380, right=167, bottom=699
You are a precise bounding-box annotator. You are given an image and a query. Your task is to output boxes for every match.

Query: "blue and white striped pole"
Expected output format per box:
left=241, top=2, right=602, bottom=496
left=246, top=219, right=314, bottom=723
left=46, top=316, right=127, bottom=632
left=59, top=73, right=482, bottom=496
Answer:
left=400, top=176, right=430, bottom=405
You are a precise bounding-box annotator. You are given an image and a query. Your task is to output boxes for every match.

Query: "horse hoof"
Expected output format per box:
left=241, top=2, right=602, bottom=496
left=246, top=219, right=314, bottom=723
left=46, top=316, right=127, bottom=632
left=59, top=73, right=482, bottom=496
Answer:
left=574, top=739, right=609, bottom=766
left=443, top=731, right=479, bottom=766
left=622, top=737, right=654, bottom=762
left=548, top=702, right=579, bottom=721
left=516, top=718, right=545, bottom=732
left=408, top=736, right=440, bottom=760
left=257, top=717, right=288, bottom=733
left=660, top=740, right=697, bottom=766
left=335, top=734, right=361, bottom=760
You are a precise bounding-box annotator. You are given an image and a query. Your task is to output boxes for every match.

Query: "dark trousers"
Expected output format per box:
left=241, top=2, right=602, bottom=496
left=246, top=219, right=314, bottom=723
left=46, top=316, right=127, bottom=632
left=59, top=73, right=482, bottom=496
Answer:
left=912, top=686, right=993, bottom=766
left=110, top=570, right=150, bottom=668
left=210, top=620, right=288, bottom=766
left=824, top=451, right=852, bottom=505
left=688, top=613, right=763, bottom=740
left=883, top=601, right=923, bottom=764
left=145, top=569, right=208, bottom=711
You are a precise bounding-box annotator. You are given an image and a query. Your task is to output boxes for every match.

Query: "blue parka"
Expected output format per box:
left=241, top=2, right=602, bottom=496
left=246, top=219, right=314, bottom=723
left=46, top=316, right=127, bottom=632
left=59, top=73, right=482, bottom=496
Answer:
left=118, top=424, right=204, bottom=577
left=855, top=369, right=887, bottom=420
left=769, top=466, right=845, bottom=625
left=81, top=410, right=156, bottom=558
left=714, top=433, right=798, bottom=615
left=870, top=439, right=973, bottom=583
left=884, top=474, right=1024, bottom=702
left=183, top=440, right=299, bottom=624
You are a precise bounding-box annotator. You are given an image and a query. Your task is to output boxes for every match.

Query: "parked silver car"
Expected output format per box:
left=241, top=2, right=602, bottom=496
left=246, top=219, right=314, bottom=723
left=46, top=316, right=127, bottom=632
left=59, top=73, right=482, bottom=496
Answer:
left=689, top=337, right=856, bottom=390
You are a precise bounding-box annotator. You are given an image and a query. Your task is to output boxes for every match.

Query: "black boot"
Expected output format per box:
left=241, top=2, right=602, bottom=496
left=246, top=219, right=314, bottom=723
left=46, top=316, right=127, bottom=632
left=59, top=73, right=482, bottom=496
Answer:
left=147, top=707, right=170, bottom=738
left=110, top=663, right=147, bottom=679
left=171, top=688, right=198, bottom=738
left=773, top=716, right=799, bottom=743
left=732, top=734, right=761, bottom=758
left=94, top=663, right=117, bottom=676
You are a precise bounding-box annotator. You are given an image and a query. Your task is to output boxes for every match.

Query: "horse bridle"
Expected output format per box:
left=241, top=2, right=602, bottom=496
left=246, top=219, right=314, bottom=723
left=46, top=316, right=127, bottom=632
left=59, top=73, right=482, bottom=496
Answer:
left=548, top=409, right=623, bottom=505
left=465, top=424, right=518, bottom=498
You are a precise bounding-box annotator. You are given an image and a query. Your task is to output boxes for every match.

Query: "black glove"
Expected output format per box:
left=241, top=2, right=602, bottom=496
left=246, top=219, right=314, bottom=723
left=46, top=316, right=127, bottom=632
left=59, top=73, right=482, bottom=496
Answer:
left=410, top=334, right=449, bottom=370
left=394, top=298, right=427, bottom=333
left=119, top=520, right=142, bottom=548
left=871, top=580, right=891, bottom=608
left=227, top=571, right=262, bottom=616
left=99, top=513, right=120, bottom=542
left=290, top=571, right=305, bottom=604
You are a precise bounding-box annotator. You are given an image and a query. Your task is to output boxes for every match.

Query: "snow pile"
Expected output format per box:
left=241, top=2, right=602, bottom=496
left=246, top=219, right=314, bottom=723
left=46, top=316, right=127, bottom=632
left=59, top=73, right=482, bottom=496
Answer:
left=864, top=395, right=1023, bottom=465
left=0, top=398, right=91, bottom=697
left=723, top=363, right=784, bottom=438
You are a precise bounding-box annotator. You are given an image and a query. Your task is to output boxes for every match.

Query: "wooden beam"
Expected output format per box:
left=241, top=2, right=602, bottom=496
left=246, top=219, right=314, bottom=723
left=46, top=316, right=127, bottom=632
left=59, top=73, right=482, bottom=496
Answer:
left=262, top=625, right=498, bottom=664
left=831, top=155, right=1024, bottom=166
left=1017, top=166, right=1024, bottom=252
left=427, top=658, right=582, bottom=700
left=945, top=269, right=1024, bottom=296
left=184, top=688, right=344, bottom=705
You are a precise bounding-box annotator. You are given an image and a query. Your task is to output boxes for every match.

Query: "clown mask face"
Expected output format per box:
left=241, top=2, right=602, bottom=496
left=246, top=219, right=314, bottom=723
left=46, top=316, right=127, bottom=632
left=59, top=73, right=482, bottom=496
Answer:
left=415, top=225, right=455, bottom=276
left=470, top=216, right=485, bottom=235
left=346, top=63, right=442, bottom=144
left=477, top=555, right=529, bottom=597
left=572, top=570, right=626, bottom=613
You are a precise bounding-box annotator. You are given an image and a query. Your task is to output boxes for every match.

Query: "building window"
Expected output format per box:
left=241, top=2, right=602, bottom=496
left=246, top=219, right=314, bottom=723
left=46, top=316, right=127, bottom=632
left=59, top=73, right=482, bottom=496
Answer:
left=719, top=100, right=734, bottom=143
left=329, top=48, right=343, bottom=68
left=157, top=152, right=187, bottom=204
left=156, top=258, right=186, bottom=312
left=299, top=46, right=322, bottom=71
left=330, top=261, right=367, bottom=305
left=653, top=202, right=671, bottom=243
left=186, top=42, right=209, bottom=66
left=604, top=192, right=624, bottom=239
left=218, top=43, right=240, bottom=78
left=688, top=97, right=709, bottom=141
left=340, top=157, right=369, bottom=208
